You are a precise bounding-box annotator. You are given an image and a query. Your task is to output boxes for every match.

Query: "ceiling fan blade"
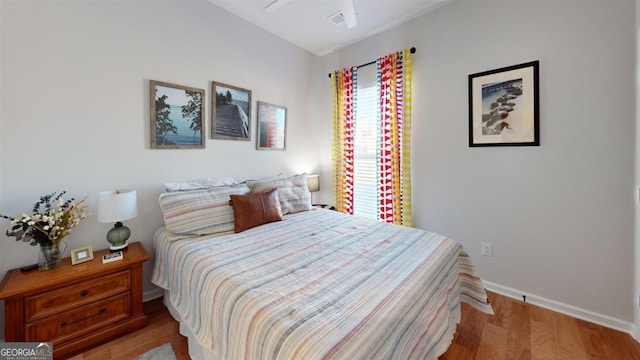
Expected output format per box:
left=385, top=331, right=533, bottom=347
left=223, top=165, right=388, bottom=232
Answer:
left=264, top=0, right=294, bottom=13
left=341, top=0, right=357, bottom=28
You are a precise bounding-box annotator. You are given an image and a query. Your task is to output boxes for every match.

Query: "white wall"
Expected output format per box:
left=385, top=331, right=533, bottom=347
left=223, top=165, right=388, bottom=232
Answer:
left=317, top=0, right=636, bottom=330
left=0, top=0, right=317, bottom=339
left=635, top=0, right=640, bottom=340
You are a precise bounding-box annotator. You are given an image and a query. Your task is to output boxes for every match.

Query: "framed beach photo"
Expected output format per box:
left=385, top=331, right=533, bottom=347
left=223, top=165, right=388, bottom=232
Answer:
left=150, top=80, right=205, bottom=149
left=71, top=246, right=94, bottom=265
left=468, top=61, right=539, bottom=147
left=211, top=82, right=251, bottom=141
left=256, top=101, right=287, bottom=151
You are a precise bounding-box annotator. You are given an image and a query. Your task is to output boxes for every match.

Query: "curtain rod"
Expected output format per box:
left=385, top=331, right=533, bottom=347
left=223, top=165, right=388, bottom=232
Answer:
left=328, top=47, right=416, bottom=78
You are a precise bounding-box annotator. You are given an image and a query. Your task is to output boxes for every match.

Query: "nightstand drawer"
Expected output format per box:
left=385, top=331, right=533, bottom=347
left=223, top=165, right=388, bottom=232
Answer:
left=25, top=270, right=130, bottom=322
left=26, top=292, right=131, bottom=343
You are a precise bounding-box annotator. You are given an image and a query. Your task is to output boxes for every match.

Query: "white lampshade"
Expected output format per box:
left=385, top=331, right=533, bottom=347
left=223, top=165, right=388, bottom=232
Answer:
left=98, top=189, right=138, bottom=223
left=306, top=175, right=320, bottom=193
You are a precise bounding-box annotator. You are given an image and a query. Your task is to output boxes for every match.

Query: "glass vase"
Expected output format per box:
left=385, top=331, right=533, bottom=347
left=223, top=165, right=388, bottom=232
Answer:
left=38, top=241, right=67, bottom=271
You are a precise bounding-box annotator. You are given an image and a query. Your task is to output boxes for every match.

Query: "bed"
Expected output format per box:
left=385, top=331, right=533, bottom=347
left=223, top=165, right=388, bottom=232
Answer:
left=151, top=176, right=493, bottom=360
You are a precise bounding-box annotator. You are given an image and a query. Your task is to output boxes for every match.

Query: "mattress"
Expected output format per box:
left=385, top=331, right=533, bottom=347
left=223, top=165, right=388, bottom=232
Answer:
left=152, top=208, right=492, bottom=360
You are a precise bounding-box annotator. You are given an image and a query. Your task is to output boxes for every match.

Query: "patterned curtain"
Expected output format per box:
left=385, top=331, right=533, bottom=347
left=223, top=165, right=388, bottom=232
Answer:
left=377, top=49, right=413, bottom=226
left=332, top=49, right=412, bottom=226
left=332, top=67, right=357, bottom=214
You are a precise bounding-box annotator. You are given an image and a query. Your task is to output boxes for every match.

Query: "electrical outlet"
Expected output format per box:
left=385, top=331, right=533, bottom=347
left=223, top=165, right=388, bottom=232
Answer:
left=481, top=242, right=493, bottom=257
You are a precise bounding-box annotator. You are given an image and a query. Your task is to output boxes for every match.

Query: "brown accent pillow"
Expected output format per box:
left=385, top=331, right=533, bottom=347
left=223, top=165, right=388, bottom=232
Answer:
left=229, top=189, right=283, bottom=233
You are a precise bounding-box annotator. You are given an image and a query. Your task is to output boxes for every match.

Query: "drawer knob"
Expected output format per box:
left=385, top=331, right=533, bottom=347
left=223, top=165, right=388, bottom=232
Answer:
left=60, top=308, right=107, bottom=328
left=80, top=290, right=88, bottom=297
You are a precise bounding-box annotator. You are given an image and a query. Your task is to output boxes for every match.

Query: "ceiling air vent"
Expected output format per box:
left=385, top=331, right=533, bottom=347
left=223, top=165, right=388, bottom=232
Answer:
left=327, top=11, right=345, bottom=25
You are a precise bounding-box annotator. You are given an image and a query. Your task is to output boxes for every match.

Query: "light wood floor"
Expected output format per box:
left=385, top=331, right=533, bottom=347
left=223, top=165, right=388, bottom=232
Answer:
left=69, top=291, right=640, bottom=359
left=68, top=298, right=190, bottom=360
left=440, top=292, right=640, bottom=360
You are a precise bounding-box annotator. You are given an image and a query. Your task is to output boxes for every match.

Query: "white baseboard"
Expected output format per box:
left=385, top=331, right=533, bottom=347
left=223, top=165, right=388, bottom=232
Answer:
left=484, top=280, right=635, bottom=336
left=143, top=287, right=164, bottom=302
left=631, top=324, right=639, bottom=342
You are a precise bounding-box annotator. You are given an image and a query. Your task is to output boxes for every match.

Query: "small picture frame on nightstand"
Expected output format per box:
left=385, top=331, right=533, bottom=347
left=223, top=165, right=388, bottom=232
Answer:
left=71, top=246, right=94, bottom=265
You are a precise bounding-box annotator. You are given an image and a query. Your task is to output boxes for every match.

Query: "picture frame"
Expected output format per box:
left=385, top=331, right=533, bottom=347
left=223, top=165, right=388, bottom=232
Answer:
left=211, top=81, right=252, bottom=141
left=150, top=80, right=205, bottom=149
left=256, top=101, right=287, bottom=151
left=468, top=61, right=539, bottom=147
left=71, top=246, right=94, bottom=265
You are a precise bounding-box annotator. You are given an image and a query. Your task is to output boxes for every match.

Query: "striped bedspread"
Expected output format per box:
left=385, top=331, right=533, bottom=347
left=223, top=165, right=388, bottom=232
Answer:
left=152, top=209, right=492, bottom=360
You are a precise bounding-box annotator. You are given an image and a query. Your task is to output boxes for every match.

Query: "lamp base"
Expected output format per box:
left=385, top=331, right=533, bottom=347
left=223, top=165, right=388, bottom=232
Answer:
left=109, top=243, right=128, bottom=252
left=106, top=222, right=131, bottom=252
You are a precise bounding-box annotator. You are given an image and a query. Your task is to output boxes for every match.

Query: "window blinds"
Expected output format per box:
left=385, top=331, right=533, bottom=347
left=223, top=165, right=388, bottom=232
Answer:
left=353, top=67, right=378, bottom=220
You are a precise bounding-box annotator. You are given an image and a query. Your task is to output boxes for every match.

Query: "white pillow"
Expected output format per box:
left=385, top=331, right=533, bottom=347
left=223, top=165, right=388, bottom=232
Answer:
left=162, top=177, right=238, bottom=192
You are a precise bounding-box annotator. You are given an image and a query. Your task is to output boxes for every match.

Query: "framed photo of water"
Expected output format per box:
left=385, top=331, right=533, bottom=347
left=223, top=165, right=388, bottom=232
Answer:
left=468, top=61, right=539, bottom=147
left=211, top=81, right=252, bottom=141
left=256, top=101, right=287, bottom=151
left=150, top=80, right=205, bottom=149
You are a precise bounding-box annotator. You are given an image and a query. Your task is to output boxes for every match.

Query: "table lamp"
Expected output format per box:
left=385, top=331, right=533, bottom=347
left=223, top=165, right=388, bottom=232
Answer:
left=98, top=189, right=138, bottom=251
left=306, top=174, right=320, bottom=204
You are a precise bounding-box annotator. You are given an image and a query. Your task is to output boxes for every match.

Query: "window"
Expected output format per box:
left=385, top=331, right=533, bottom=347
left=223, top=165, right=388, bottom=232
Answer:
left=353, top=68, right=377, bottom=220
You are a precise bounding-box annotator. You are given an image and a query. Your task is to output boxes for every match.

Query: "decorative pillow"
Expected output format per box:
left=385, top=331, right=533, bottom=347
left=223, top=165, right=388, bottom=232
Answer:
left=159, top=184, right=249, bottom=240
left=229, top=189, right=283, bottom=233
left=247, top=174, right=312, bottom=214
left=162, top=177, right=238, bottom=192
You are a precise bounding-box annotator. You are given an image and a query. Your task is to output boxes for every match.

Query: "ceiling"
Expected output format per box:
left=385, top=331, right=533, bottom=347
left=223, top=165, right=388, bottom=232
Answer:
left=208, top=0, right=452, bottom=56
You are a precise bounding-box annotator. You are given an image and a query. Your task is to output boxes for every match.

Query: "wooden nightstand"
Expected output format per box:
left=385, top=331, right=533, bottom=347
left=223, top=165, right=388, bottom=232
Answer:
left=0, top=242, right=149, bottom=359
